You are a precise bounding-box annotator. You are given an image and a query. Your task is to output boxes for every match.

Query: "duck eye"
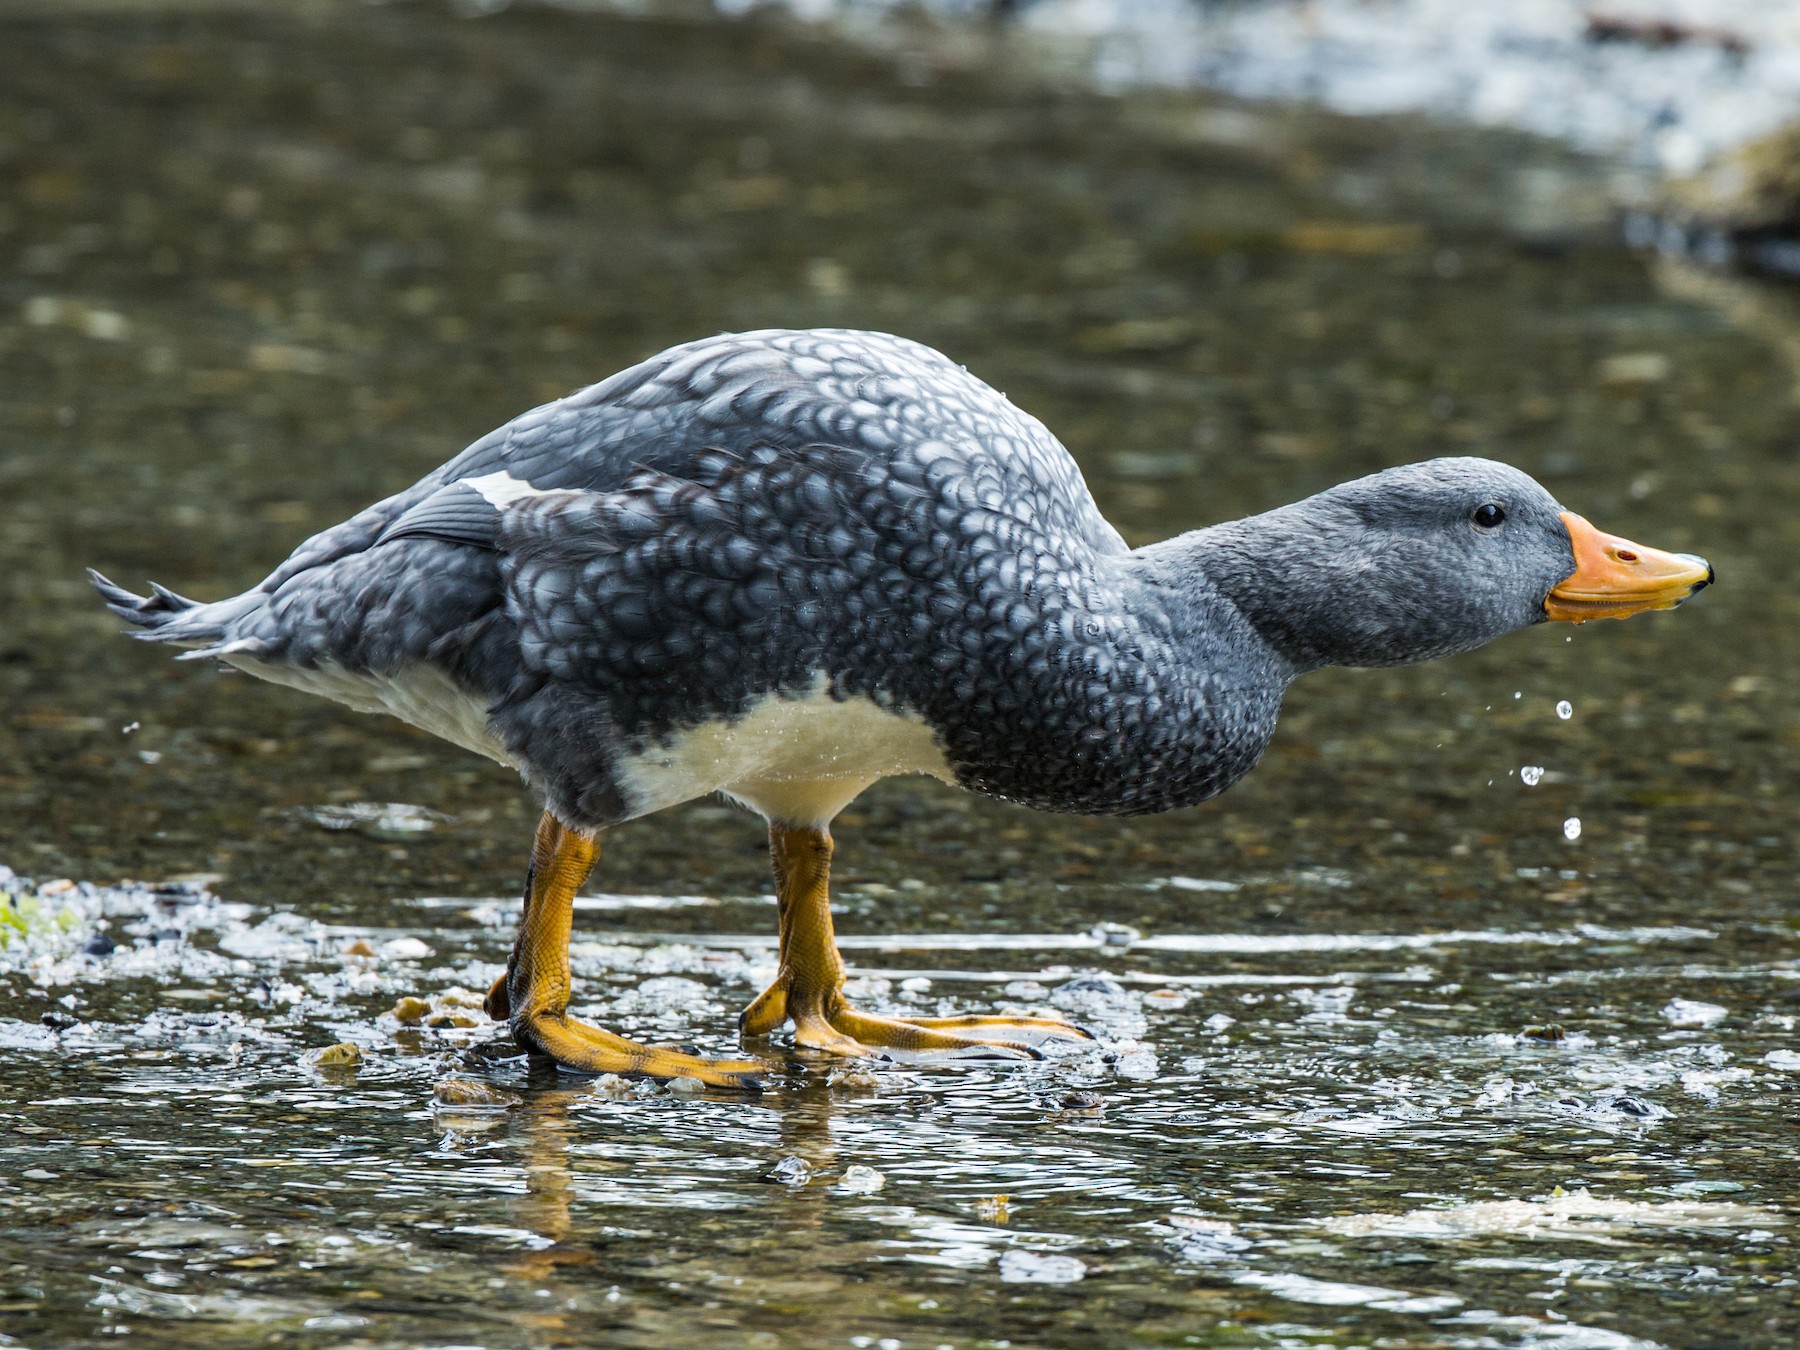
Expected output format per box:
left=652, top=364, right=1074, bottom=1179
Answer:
left=1472, top=503, right=1506, bottom=530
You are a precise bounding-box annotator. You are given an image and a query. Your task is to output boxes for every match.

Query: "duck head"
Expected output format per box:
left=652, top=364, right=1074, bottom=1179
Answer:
left=1201, top=457, right=1713, bottom=672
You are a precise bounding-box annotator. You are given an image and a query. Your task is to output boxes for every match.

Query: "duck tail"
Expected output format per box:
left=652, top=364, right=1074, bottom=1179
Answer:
left=87, top=569, right=267, bottom=659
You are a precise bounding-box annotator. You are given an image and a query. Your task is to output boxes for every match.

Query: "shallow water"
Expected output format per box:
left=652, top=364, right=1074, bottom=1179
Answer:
left=2, top=2, right=1796, bottom=1347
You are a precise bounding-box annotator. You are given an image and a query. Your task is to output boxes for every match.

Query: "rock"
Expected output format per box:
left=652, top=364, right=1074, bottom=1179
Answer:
left=391, top=996, right=432, bottom=1025
left=304, top=1042, right=363, bottom=1068
left=837, top=1164, right=884, bottom=1193
left=763, top=1155, right=812, bottom=1185
left=432, top=1078, right=521, bottom=1108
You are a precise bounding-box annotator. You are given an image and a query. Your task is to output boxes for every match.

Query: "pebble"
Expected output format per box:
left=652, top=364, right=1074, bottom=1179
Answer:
left=391, top=996, right=432, bottom=1025
left=432, top=1078, right=521, bottom=1108
left=664, top=1075, right=705, bottom=1095
left=837, top=1164, right=885, bottom=1193
left=826, top=1066, right=882, bottom=1090
left=1663, top=999, right=1728, bottom=1028
left=763, top=1155, right=812, bottom=1185
left=303, top=1042, right=363, bottom=1068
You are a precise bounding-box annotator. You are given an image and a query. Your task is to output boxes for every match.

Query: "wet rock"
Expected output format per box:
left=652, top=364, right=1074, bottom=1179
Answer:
left=391, top=996, right=432, bottom=1025
left=836, top=1164, right=884, bottom=1193
left=303, top=1042, right=363, bottom=1069
left=1520, top=1023, right=1566, bottom=1041
left=589, top=1073, right=638, bottom=1097
left=82, top=932, right=115, bottom=957
left=826, top=1066, right=881, bottom=1090
left=763, top=1155, right=812, bottom=1185
left=1053, top=1090, right=1105, bottom=1112
left=1087, top=921, right=1139, bottom=948
left=39, top=1010, right=77, bottom=1031
left=1552, top=1093, right=1670, bottom=1126
left=432, top=1078, right=520, bottom=1108
left=1664, top=999, right=1728, bottom=1028
left=1050, top=973, right=1135, bottom=1016
left=663, top=1076, right=705, bottom=1095
left=340, top=939, right=376, bottom=958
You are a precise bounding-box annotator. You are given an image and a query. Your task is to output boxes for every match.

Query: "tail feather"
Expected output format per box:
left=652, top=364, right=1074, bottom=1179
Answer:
left=87, top=568, right=264, bottom=654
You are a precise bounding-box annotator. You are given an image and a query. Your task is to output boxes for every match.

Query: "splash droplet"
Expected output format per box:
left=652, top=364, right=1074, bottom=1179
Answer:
left=1521, top=766, right=1544, bottom=786
left=1563, top=816, right=1582, bottom=841
left=1555, top=700, right=1573, bottom=720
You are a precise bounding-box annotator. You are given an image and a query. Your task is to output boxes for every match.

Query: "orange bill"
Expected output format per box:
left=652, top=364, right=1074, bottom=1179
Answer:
left=1544, top=511, right=1713, bottom=622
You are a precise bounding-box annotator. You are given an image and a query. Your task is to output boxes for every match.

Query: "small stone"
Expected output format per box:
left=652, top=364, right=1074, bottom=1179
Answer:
left=976, top=1195, right=1011, bottom=1223
left=590, top=1073, right=637, bottom=1096
left=391, top=996, right=431, bottom=1025
left=433, top=1078, right=521, bottom=1108
left=1521, top=1023, right=1566, bottom=1041
left=664, top=1076, right=705, bottom=1095
left=39, top=1011, right=77, bottom=1031
left=340, top=939, right=376, bottom=958
left=1663, top=999, right=1727, bottom=1028
left=763, top=1155, right=812, bottom=1185
left=826, top=1066, right=881, bottom=1090
left=1054, top=1090, right=1105, bottom=1112
left=380, top=937, right=433, bottom=960
left=82, top=932, right=116, bottom=957
left=304, top=1042, right=363, bottom=1068
left=837, top=1164, right=884, bottom=1193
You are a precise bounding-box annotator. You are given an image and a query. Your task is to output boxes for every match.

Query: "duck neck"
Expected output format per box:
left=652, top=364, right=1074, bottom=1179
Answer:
left=1125, top=515, right=1313, bottom=678
left=1131, top=501, right=1359, bottom=676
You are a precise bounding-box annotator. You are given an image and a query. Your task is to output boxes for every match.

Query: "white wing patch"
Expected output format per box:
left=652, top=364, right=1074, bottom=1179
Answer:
left=462, top=471, right=581, bottom=510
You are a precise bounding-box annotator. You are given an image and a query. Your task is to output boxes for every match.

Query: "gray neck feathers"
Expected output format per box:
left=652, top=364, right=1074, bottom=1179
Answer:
left=1136, top=499, right=1485, bottom=674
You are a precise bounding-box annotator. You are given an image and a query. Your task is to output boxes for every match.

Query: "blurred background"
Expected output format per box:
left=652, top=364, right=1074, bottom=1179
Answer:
left=2, top=3, right=1796, bottom=1348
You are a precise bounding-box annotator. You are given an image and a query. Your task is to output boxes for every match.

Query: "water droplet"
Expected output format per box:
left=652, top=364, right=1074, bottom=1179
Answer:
left=1555, top=700, right=1573, bottom=720
left=1521, top=766, right=1544, bottom=786
left=1563, top=816, right=1582, bottom=841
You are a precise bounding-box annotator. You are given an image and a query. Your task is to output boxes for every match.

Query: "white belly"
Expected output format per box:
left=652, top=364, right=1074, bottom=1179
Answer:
left=615, top=677, right=955, bottom=826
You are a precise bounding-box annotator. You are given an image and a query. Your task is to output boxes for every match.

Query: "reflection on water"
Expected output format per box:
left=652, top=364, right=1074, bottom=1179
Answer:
left=1, top=2, right=1796, bottom=1347
left=2, top=873, right=1795, bottom=1347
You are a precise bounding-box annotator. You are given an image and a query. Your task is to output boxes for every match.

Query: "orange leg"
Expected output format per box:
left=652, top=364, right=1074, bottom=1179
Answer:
left=501, top=812, right=766, bottom=1090
left=739, top=823, right=1091, bottom=1059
